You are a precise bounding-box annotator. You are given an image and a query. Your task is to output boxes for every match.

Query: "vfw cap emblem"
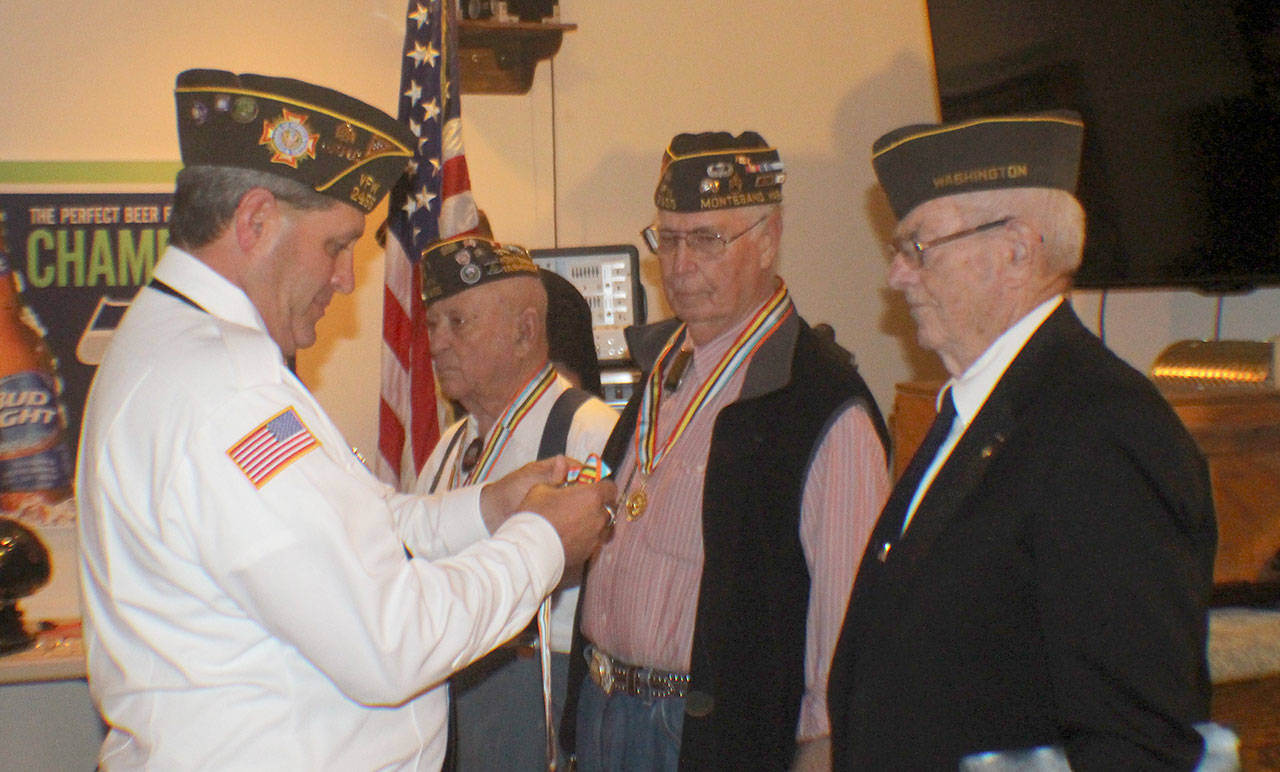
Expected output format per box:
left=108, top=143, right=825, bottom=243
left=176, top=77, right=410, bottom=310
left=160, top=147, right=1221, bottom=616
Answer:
left=259, top=109, right=318, bottom=168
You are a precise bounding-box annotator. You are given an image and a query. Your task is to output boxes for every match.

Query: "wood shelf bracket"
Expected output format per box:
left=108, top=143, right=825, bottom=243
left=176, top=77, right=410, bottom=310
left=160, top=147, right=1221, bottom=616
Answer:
left=458, top=21, right=576, bottom=95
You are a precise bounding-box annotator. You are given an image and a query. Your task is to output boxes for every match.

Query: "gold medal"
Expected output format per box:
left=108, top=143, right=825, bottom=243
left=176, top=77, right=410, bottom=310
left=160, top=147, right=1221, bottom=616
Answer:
left=625, top=489, right=648, bottom=520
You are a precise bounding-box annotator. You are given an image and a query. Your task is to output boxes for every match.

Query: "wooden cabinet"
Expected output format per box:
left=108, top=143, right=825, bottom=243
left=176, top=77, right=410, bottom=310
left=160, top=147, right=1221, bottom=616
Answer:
left=891, top=382, right=1280, bottom=588
left=1166, top=389, right=1280, bottom=588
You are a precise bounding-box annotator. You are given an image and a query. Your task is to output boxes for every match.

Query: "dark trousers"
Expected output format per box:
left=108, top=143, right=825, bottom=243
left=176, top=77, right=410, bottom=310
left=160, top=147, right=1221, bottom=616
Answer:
left=449, top=649, right=569, bottom=771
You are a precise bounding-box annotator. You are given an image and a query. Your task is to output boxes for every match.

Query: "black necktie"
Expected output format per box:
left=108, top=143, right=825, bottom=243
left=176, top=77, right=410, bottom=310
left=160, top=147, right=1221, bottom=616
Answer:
left=873, top=389, right=956, bottom=562
left=901, top=388, right=957, bottom=503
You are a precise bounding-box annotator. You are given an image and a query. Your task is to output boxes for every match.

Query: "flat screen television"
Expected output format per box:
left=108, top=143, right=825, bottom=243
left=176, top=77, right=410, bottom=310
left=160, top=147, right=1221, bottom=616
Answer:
left=925, top=0, right=1279, bottom=291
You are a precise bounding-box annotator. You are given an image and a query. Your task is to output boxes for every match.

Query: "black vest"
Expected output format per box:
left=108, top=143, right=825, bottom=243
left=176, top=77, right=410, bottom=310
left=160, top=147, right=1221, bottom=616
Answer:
left=564, top=315, right=888, bottom=770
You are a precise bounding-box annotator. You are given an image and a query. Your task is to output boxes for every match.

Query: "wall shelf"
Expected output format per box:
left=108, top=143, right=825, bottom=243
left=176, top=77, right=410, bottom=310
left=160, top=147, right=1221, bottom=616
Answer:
left=458, top=20, right=576, bottom=95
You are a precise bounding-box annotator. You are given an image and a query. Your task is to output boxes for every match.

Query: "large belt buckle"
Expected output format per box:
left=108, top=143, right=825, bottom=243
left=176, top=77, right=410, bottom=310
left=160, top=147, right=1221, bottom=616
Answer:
left=590, top=647, right=614, bottom=695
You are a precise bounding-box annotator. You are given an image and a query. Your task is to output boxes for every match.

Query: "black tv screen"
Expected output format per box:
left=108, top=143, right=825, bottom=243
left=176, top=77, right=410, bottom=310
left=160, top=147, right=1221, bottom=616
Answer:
left=925, top=0, right=1280, bottom=291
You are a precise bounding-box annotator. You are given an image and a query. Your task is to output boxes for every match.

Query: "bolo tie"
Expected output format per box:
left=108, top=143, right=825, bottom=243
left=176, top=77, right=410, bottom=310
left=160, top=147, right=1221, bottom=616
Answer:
left=459, top=437, right=483, bottom=475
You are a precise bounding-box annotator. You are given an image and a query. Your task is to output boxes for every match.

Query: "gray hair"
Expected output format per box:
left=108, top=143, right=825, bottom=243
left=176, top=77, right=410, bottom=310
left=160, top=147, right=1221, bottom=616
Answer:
left=966, top=187, right=1086, bottom=276
left=169, top=165, right=336, bottom=249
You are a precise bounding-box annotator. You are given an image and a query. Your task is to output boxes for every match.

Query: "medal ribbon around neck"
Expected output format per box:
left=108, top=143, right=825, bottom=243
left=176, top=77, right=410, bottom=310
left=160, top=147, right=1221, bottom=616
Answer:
left=464, top=364, right=557, bottom=484
left=633, top=283, right=794, bottom=476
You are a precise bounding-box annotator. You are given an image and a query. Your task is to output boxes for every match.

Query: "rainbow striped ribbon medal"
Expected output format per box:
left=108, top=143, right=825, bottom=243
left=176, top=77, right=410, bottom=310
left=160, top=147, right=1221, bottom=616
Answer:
left=623, top=283, right=794, bottom=520
left=463, top=364, right=557, bottom=485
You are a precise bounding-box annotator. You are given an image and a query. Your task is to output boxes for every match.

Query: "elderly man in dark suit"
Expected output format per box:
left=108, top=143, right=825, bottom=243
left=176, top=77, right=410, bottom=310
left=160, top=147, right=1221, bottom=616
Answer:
left=827, top=111, right=1218, bottom=769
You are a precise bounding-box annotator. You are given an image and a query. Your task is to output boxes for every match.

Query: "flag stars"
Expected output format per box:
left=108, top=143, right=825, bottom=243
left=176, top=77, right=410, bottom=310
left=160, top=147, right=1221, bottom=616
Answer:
left=408, top=2, right=430, bottom=28
left=420, top=98, right=441, bottom=124
left=415, top=187, right=437, bottom=212
left=407, top=40, right=439, bottom=68
left=404, top=80, right=423, bottom=105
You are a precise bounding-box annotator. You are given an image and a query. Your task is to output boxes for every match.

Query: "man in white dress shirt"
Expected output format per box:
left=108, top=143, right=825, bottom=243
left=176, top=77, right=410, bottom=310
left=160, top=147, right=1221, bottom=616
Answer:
left=75, top=68, right=613, bottom=771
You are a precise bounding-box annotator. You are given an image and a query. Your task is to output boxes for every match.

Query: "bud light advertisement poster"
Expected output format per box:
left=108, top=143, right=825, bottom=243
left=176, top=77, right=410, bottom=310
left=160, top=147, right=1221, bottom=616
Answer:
left=1, top=190, right=172, bottom=647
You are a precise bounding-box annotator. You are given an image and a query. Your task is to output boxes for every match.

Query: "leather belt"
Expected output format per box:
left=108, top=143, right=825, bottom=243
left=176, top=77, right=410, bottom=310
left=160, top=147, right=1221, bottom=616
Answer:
left=585, top=644, right=690, bottom=699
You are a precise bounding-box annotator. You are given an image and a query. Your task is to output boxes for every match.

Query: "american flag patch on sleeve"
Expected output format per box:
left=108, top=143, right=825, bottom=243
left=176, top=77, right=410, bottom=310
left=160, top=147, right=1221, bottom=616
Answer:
left=227, top=407, right=320, bottom=488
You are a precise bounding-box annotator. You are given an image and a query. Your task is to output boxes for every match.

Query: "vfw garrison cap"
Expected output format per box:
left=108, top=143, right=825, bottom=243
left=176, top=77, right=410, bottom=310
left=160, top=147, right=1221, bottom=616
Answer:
left=654, top=131, right=785, bottom=212
left=174, top=69, right=415, bottom=214
left=871, top=110, right=1085, bottom=219
left=421, top=235, right=539, bottom=305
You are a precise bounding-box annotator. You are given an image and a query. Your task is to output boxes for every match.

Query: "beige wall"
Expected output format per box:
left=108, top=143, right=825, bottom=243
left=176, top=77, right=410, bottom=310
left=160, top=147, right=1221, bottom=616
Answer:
left=4, top=0, right=1278, bottom=463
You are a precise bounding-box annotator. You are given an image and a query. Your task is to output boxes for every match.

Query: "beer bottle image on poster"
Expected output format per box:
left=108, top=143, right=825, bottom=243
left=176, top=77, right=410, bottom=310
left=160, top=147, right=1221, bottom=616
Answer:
left=0, top=210, right=77, bottom=638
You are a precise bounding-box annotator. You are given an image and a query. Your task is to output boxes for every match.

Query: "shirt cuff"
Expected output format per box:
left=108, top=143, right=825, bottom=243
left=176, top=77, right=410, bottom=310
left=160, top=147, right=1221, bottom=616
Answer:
left=434, top=484, right=490, bottom=553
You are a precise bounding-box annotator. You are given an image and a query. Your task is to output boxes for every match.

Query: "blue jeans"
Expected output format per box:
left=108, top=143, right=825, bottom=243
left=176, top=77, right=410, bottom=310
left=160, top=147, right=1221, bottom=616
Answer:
left=573, top=672, right=685, bottom=772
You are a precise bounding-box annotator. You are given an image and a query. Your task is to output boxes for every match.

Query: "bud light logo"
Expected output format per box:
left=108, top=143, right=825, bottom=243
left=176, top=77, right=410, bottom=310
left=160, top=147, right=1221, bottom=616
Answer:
left=0, top=378, right=58, bottom=429
left=0, top=371, right=71, bottom=494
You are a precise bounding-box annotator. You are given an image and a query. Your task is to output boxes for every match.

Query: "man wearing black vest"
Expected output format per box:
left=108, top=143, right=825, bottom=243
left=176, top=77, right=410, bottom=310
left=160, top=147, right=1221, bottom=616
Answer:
left=827, top=112, right=1218, bottom=769
left=563, top=131, right=891, bottom=770
left=412, top=236, right=618, bottom=771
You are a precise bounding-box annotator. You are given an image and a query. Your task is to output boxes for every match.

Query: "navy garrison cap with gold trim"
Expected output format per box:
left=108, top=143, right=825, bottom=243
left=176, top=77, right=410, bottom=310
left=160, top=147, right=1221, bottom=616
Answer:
left=872, top=110, right=1085, bottom=219
left=654, top=131, right=785, bottom=212
left=174, top=69, right=415, bottom=213
left=420, top=236, right=540, bottom=305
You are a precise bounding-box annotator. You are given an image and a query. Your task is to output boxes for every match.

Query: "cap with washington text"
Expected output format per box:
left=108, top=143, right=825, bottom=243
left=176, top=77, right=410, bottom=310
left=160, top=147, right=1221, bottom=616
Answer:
left=871, top=110, right=1084, bottom=219
left=420, top=235, right=539, bottom=305
left=654, top=131, right=785, bottom=212
left=174, top=69, right=415, bottom=213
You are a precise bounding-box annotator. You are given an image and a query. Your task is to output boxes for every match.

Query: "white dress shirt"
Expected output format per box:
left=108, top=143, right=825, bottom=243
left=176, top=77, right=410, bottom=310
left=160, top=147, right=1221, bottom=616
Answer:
left=77, top=247, right=564, bottom=770
left=902, top=295, right=1064, bottom=532
left=414, top=375, right=618, bottom=652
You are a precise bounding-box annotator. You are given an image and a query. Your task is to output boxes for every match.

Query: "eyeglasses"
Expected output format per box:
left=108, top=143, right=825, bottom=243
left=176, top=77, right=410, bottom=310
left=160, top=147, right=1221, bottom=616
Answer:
left=641, top=213, right=771, bottom=258
left=885, top=217, right=1013, bottom=269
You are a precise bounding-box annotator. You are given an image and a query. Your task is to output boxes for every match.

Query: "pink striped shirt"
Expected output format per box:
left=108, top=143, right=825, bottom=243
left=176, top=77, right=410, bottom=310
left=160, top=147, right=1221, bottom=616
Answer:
left=580, top=315, right=890, bottom=740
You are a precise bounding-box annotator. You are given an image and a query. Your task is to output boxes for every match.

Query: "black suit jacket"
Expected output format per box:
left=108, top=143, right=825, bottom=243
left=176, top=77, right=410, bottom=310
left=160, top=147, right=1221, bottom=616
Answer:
left=828, top=304, right=1216, bottom=770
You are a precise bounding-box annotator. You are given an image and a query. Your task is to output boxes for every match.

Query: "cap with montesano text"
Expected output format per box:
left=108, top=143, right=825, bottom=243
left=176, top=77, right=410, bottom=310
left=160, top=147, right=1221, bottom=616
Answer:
left=871, top=110, right=1084, bottom=219
left=654, top=131, right=785, bottom=212
left=174, top=69, right=415, bottom=214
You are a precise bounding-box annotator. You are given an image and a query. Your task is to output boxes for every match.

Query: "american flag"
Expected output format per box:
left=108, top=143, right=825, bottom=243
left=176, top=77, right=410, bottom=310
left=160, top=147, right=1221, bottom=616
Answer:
left=228, top=408, right=320, bottom=488
left=377, top=0, right=479, bottom=487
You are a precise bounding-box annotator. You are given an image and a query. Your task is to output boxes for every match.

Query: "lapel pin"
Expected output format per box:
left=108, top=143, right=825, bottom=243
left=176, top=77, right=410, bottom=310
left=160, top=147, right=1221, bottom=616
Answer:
left=980, top=433, right=1007, bottom=459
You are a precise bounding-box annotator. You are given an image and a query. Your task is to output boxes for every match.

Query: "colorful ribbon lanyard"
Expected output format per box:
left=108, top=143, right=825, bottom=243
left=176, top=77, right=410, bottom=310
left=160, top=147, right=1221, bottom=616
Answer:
left=463, top=363, right=557, bottom=485
left=632, top=283, right=794, bottom=475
